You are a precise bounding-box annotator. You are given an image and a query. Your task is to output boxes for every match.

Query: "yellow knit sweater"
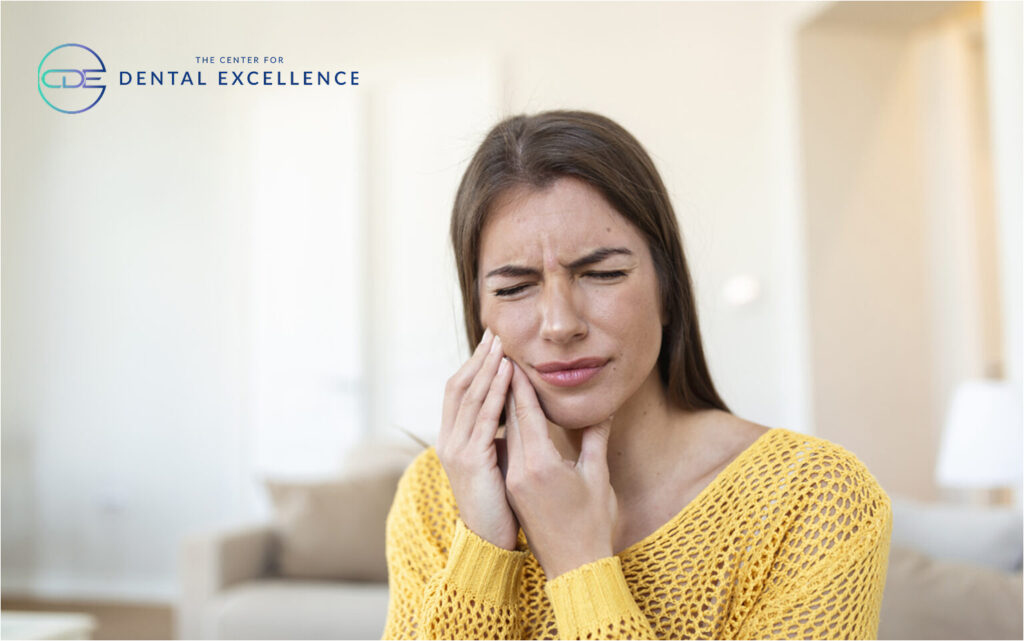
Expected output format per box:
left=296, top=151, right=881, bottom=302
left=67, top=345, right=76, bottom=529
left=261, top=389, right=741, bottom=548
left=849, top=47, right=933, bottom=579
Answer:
left=383, top=428, right=892, bottom=640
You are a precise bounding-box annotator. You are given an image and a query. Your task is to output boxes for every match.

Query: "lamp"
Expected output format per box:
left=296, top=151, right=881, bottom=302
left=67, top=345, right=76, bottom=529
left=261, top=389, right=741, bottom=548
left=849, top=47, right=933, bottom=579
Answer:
left=935, top=380, right=1023, bottom=496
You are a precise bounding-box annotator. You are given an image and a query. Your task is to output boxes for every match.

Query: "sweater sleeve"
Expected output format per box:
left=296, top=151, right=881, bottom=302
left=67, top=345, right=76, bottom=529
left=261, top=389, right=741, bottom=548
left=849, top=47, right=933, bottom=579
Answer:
left=736, top=451, right=893, bottom=640
left=383, top=452, right=528, bottom=640
left=545, top=556, right=656, bottom=639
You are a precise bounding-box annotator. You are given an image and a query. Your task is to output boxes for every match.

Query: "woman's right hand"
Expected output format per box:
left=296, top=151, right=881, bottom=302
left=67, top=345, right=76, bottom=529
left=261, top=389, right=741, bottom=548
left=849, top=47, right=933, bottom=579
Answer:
left=436, top=327, right=519, bottom=550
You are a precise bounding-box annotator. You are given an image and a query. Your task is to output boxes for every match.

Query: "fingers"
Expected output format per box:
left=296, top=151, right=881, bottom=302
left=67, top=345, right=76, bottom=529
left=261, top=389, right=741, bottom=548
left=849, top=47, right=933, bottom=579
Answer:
left=578, top=416, right=613, bottom=483
left=469, top=356, right=513, bottom=447
left=508, top=362, right=550, bottom=452
left=506, top=362, right=613, bottom=481
left=504, top=392, right=522, bottom=463
left=440, top=328, right=494, bottom=440
left=506, top=362, right=564, bottom=481
left=452, top=333, right=509, bottom=443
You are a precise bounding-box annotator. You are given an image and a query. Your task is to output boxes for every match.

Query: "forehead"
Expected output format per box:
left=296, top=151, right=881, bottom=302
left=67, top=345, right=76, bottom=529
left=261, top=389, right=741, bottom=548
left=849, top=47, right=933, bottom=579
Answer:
left=479, top=178, right=646, bottom=269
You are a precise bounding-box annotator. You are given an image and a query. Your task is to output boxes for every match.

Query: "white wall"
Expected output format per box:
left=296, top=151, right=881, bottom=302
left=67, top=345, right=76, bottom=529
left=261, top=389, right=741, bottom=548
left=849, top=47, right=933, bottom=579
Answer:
left=984, top=1, right=1023, bottom=393
left=365, top=56, right=502, bottom=447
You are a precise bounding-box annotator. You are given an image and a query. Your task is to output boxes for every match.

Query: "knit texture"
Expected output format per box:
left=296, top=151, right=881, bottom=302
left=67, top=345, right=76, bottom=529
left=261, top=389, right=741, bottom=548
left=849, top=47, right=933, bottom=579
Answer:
left=383, top=428, right=892, bottom=640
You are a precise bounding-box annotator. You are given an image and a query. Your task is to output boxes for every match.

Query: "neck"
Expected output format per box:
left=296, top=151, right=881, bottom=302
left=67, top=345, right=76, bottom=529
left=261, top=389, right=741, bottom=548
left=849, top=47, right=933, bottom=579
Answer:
left=547, top=369, right=705, bottom=499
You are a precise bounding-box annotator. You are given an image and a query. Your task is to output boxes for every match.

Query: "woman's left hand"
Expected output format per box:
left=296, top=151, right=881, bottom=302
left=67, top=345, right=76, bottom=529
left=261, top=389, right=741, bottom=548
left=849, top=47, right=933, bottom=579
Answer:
left=503, top=360, right=618, bottom=580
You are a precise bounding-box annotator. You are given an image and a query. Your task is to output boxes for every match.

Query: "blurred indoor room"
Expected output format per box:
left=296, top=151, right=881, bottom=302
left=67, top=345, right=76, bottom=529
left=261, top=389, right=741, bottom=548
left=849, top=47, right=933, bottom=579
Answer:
left=2, top=1, right=1021, bottom=639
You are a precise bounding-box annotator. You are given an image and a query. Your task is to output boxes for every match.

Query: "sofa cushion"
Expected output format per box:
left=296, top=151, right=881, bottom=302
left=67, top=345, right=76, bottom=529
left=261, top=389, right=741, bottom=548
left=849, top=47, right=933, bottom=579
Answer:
left=265, top=468, right=403, bottom=582
left=879, top=545, right=1023, bottom=640
left=890, top=496, right=1023, bottom=571
left=207, top=579, right=390, bottom=640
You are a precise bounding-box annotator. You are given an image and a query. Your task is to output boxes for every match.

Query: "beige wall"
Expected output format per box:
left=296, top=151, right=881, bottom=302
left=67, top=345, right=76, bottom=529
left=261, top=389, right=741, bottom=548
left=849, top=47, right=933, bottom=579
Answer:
left=800, top=21, right=936, bottom=499
left=799, top=2, right=1010, bottom=500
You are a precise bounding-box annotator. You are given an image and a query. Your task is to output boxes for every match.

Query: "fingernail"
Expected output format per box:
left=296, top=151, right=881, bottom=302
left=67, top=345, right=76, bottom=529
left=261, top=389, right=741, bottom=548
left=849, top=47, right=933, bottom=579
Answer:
left=490, top=334, right=502, bottom=353
left=498, top=357, right=509, bottom=375
left=481, top=327, right=492, bottom=344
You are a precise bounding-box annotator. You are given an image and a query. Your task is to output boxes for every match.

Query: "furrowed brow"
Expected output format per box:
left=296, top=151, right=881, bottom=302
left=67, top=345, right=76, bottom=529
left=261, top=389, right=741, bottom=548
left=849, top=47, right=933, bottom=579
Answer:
left=484, top=247, right=633, bottom=279
left=484, top=265, right=540, bottom=279
left=566, top=247, right=633, bottom=270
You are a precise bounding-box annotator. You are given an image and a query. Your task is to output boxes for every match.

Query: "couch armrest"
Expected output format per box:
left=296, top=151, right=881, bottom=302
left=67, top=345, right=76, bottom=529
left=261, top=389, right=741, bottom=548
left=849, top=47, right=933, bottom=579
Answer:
left=176, top=523, right=276, bottom=640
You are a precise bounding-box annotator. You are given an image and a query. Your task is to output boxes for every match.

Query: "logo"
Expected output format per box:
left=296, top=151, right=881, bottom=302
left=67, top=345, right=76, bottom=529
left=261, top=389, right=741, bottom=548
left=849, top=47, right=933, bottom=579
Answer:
left=38, top=44, right=106, bottom=114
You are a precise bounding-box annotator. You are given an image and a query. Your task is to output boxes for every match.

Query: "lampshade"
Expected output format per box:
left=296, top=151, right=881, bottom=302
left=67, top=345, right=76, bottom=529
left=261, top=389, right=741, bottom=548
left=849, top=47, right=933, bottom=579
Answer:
left=935, top=379, right=1023, bottom=488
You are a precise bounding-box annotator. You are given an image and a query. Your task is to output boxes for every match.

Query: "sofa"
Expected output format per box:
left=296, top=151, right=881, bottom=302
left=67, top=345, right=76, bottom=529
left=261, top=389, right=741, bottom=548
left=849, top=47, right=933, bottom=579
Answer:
left=177, top=443, right=1023, bottom=640
left=177, top=521, right=391, bottom=639
left=176, top=439, right=417, bottom=640
left=878, top=496, right=1023, bottom=639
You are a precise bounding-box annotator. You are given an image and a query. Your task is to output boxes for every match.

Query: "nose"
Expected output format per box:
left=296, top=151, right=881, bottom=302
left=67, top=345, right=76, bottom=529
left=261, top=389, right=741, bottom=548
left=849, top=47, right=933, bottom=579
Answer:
left=538, top=277, right=588, bottom=344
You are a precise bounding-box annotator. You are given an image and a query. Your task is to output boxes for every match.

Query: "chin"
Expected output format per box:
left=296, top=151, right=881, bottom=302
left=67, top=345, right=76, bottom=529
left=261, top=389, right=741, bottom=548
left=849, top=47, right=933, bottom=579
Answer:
left=536, top=393, right=617, bottom=429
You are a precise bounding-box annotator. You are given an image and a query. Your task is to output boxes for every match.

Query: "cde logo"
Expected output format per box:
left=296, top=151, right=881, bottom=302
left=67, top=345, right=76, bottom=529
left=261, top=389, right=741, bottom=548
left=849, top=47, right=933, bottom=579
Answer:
left=38, top=44, right=107, bottom=114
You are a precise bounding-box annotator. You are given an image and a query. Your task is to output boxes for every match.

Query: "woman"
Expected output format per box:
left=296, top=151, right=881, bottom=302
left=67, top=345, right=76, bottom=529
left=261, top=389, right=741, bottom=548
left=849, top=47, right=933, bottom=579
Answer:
left=384, top=111, right=891, bottom=640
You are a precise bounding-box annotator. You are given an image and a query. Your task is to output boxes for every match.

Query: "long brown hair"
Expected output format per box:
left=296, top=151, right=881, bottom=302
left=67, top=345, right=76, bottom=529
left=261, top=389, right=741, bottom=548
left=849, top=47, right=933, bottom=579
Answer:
left=450, top=110, right=728, bottom=413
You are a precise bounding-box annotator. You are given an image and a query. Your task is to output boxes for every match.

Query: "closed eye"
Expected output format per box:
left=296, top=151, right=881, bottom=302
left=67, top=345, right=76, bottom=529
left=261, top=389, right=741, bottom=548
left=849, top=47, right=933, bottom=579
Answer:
left=494, top=283, right=531, bottom=297
left=493, top=271, right=627, bottom=297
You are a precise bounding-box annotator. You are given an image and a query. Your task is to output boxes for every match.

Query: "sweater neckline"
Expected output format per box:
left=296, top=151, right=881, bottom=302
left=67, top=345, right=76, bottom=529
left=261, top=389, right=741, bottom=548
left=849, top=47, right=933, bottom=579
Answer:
left=614, top=426, right=784, bottom=559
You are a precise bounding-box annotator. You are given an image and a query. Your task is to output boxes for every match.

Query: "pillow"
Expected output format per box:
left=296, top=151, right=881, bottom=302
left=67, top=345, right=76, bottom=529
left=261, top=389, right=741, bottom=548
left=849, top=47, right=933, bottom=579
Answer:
left=890, top=495, right=1023, bottom=571
left=879, top=545, right=1023, bottom=640
left=264, top=467, right=404, bottom=582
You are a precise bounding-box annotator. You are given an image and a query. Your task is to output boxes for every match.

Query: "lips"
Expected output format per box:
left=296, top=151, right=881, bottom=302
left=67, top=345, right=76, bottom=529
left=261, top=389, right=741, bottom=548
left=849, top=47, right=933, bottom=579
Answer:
left=533, top=357, right=608, bottom=388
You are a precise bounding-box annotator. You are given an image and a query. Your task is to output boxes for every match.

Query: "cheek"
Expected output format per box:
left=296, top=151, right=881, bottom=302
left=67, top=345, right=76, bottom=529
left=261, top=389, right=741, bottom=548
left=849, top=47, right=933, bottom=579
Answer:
left=479, top=302, right=532, bottom=359
left=596, top=283, right=663, bottom=354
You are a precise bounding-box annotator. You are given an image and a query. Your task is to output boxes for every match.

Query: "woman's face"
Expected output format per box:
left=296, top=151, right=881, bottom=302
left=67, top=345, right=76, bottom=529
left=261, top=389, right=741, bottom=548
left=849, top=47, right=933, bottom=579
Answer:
left=477, top=177, right=666, bottom=429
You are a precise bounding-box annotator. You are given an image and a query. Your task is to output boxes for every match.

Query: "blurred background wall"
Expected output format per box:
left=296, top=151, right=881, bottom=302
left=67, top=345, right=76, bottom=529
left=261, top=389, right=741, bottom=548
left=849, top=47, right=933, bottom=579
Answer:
left=2, top=1, right=1020, bottom=604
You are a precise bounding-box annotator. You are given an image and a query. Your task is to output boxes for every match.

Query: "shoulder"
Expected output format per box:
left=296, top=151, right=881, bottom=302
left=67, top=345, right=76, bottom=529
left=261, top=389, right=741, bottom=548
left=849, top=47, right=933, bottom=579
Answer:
left=754, top=428, right=892, bottom=531
left=397, top=445, right=444, bottom=487
left=762, top=429, right=886, bottom=490
left=394, top=446, right=456, bottom=508
left=389, top=447, right=460, bottom=540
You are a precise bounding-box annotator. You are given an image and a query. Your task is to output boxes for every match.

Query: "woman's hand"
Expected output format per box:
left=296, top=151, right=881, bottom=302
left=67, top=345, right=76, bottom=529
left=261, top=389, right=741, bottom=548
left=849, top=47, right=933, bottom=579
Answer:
left=503, top=361, right=618, bottom=579
left=436, top=328, right=520, bottom=551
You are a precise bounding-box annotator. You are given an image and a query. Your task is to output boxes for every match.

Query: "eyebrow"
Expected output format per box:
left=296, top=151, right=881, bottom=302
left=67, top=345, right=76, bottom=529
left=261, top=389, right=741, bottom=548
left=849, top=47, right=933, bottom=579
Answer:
left=484, top=247, right=634, bottom=279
